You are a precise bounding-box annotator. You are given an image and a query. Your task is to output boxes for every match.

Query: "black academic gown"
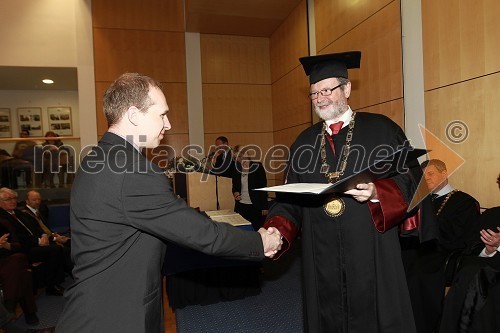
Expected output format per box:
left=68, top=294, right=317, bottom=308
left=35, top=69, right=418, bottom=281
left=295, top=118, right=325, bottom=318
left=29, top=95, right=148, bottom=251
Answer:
left=406, top=190, right=480, bottom=333
left=266, top=112, right=417, bottom=333
left=439, top=206, right=500, bottom=333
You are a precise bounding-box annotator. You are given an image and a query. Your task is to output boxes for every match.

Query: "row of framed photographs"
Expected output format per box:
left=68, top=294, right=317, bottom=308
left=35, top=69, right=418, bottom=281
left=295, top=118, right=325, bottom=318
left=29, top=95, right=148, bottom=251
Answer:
left=0, top=107, right=73, bottom=138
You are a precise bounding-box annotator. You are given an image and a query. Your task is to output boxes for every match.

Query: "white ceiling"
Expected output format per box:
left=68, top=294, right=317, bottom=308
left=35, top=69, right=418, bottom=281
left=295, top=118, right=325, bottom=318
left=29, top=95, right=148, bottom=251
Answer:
left=0, top=66, right=78, bottom=91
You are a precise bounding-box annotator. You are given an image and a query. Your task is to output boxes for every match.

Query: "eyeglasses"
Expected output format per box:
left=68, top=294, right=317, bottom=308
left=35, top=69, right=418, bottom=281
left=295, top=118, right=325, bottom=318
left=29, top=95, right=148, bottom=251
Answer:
left=1, top=196, right=17, bottom=202
left=309, top=84, right=344, bottom=100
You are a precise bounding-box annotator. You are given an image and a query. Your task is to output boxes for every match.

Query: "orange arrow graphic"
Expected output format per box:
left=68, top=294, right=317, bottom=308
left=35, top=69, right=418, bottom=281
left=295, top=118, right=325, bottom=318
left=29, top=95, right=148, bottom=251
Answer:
left=408, top=124, right=465, bottom=211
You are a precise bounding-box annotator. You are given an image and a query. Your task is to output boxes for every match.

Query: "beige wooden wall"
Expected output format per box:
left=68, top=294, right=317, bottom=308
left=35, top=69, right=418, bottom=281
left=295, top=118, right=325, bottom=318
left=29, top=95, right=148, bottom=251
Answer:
left=91, top=0, right=189, bottom=161
left=268, top=0, right=404, bottom=185
left=269, top=0, right=310, bottom=186
left=315, top=0, right=404, bottom=126
left=200, top=34, right=274, bottom=184
left=422, top=0, right=500, bottom=208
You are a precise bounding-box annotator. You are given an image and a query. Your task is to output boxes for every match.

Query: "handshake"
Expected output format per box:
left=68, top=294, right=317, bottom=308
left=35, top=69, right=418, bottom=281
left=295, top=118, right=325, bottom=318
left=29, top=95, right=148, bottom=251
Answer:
left=258, top=227, right=283, bottom=258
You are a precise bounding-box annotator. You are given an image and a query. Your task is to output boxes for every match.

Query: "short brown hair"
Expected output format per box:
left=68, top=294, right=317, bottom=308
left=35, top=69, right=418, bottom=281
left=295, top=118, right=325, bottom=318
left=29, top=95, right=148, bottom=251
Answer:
left=421, top=159, right=447, bottom=172
left=103, top=73, right=162, bottom=127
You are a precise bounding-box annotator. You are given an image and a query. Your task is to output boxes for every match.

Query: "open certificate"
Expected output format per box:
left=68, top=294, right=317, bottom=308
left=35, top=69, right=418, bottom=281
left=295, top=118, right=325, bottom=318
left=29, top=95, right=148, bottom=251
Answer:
left=255, top=147, right=427, bottom=195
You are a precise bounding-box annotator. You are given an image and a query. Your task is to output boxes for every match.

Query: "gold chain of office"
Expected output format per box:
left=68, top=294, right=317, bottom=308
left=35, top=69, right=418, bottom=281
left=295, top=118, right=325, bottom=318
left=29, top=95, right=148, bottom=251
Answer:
left=321, top=112, right=356, bottom=218
left=436, top=189, right=458, bottom=216
left=320, top=112, right=356, bottom=183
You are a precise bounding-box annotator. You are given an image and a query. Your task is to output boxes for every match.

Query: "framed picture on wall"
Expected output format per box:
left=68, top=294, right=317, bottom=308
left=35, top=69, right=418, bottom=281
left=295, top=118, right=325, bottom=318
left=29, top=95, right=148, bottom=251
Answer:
left=17, top=107, right=43, bottom=137
left=0, top=108, right=12, bottom=138
left=47, top=106, right=72, bottom=136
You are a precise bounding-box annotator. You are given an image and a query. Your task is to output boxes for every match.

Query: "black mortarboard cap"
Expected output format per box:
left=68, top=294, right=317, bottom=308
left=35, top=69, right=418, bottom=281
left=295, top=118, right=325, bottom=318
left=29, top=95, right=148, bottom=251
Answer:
left=299, top=51, right=361, bottom=84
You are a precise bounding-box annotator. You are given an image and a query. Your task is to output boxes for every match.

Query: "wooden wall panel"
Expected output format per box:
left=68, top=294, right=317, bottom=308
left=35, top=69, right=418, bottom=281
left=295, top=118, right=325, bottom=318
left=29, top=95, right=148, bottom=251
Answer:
left=203, top=84, right=272, bottom=133
left=92, top=1, right=187, bottom=138
left=314, top=0, right=394, bottom=52
left=425, top=73, right=500, bottom=208
left=320, top=1, right=403, bottom=112
left=270, top=0, right=308, bottom=83
left=92, top=0, right=184, bottom=32
left=161, top=134, right=190, bottom=160
left=422, top=0, right=500, bottom=90
left=95, top=81, right=111, bottom=136
left=272, top=66, right=311, bottom=132
left=93, top=29, right=186, bottom=83
left=200, top=34, right=271, bottom=84
left=356, top=99, right=404, bottom=129
left=200, top=33, right=274, bottom=187
left=163, top=83, right=188, bottom=135
left=271, top=123, right=311, bottom=185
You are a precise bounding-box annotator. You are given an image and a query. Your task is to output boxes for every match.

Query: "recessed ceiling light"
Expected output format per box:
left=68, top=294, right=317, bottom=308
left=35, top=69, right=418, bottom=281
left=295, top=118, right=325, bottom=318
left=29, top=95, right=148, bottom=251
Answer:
left=42, top=79, right=54, bottom=84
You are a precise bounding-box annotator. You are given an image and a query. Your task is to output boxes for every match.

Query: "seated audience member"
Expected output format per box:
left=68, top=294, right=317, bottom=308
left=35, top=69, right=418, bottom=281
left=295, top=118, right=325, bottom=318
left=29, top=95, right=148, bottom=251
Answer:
left=20, top=190, right=72, bottom=276
left=0, top=220, right=39, bottom=325
left=0, top=187, right=65, bottom=296
left=19, top=129, right=30, bottom=138
left=232, top=146, right=268, bottom=230
left=439, top=173, right=500, bottom=333
left=0, top=149, right=32, bottom=189
left=405, top=159, right=480, bottom=333
left=42, top=131, right=72, bottom=188
left=11, top=139, right=42, bottom=188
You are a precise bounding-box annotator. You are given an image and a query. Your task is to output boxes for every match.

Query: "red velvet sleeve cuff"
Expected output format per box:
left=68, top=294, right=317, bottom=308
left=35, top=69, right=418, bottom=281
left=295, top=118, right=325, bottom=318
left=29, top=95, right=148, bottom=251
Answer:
left=368, top=179, right=408, bottom=233
left=263, top=216, right=298, bottom=260
left=401, top=209, right=420, bottom=233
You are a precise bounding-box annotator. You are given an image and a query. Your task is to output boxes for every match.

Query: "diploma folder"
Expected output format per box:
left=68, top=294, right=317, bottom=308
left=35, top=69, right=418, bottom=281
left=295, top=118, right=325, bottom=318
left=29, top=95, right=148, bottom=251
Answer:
left=255, top=147, right=427, bottom=195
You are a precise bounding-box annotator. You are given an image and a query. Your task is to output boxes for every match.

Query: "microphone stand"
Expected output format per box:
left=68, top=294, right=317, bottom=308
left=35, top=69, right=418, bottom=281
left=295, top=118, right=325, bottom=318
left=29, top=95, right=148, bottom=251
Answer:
left=215, top=174, right=220, bottom=210
left=206, top=153, right=220, bottom=210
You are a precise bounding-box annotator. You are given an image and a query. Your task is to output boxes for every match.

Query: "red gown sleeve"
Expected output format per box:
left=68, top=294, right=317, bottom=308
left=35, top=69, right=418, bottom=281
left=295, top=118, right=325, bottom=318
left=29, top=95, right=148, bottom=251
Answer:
left=368, top=178, right=408, bottom=233
left=263, top=216, right=299, bottom=260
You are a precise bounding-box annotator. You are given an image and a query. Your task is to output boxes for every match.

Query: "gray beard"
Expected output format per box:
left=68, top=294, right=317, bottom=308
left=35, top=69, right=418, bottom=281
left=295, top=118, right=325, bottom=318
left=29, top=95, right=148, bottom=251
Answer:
left=314, top=98, right=348, bottom=121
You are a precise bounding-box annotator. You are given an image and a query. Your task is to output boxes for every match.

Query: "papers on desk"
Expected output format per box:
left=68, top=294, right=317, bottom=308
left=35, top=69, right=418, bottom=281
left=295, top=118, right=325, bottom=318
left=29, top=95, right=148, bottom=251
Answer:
left=205, top=210, right=252, bottom=227
left=255, top=147, right=427, bottom=195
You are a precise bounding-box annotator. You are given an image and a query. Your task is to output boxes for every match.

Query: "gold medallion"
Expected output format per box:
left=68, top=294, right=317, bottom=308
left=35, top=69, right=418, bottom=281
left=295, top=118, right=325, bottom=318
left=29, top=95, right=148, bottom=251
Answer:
left=323, top=195, right=345, bottom=217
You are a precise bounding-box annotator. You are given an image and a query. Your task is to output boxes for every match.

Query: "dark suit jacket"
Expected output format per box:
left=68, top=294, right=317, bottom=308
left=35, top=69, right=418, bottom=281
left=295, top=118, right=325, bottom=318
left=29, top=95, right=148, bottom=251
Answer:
left=232, top=161, right=268, bottom=210
left=0, top=208, right=45, bottom=251
left=56, top=132, right=264, bottom=333
left=212, top=149, right=235, bottom=178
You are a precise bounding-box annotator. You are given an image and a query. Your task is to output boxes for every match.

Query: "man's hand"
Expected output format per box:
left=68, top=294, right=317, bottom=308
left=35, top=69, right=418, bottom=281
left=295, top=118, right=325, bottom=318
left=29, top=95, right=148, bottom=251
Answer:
left=53, top=233, right=70, bottom=245
left=258, top=227, right=283, bottom=258
left=0, top=233, right=9, bottom=249
left=480, top=227, right=500, bottom=255
left=38, top=234, right=50, bottom=246
left=344, top=182, right=378, bottom=202
left=233, top=192, right=242, bottom=201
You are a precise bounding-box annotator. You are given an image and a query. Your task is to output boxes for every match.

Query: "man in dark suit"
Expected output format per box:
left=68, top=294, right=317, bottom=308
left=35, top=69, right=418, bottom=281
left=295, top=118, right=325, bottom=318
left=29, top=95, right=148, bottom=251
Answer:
left=0, top=187, right=65, bottom=297
left=20, top=190, right=73, bottom=276
left=211, top=136, right=236, bottom=178
left=232, top=152, right=268, bottom=230
left=56, top=73, right=282, bottom=333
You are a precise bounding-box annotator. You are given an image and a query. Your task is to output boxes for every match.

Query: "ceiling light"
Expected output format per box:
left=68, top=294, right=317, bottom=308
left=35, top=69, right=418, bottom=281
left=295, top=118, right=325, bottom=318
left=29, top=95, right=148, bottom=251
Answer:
left=42, top=79, right=54, bottom=84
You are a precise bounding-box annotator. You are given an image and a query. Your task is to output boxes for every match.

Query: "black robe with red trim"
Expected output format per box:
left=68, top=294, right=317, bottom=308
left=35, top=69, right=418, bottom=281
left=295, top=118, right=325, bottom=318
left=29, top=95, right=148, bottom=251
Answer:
left=265, top=112, right=417, bottom=333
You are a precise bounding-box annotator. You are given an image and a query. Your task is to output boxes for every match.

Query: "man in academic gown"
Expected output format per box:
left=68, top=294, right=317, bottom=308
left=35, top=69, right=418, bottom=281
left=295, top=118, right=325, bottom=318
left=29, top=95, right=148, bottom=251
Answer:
left=55, top=73, right=282, bottom=333
left=405, top=159, right=480, bottom=333
left=263, top=52, right=418, bottom=332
